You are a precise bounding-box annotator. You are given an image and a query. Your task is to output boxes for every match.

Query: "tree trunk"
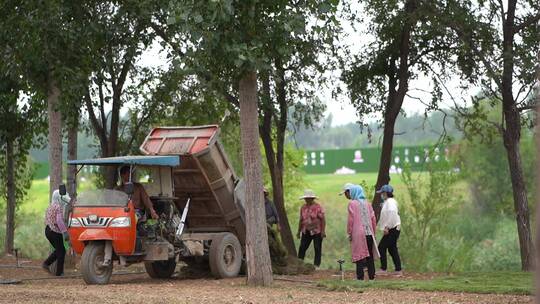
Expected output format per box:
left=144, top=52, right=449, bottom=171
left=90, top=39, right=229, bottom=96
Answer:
left=502, top=108, right=534, bottom=271
left=371, top=0, right=415, bottom=218
left=105, top=96, right=121, bottom=189
left=260, top=125, right=297, bottom=257
left=273, top=61, right=296, bottom=257
left=500, top=2, right=534, bottom=271
left=67, top=116, right=78, bottom=197
left=372, top=110, right=398, bottom=218
left=239, top=70, right=273, bottom=286
left=5, top=139, right=16, bottom=254
left=47, top=76, right=63, bottom=200
left=259, top=73, right=297, bottom=257
left=534, top=50, right=540, bottom=301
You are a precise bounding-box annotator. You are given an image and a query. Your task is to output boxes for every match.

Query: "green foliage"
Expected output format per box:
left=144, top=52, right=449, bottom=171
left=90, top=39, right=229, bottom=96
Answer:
left=165, top=0, right=339, bottom=79
left=0, top=76, right=46, bottom=223
left=262, top=142, right=307, bottom=207
left=319, top=271, right=533, bottom=295
left=399, top=148, right=462, bottom=271
left=455, top=102, right=536, bottom=215
left=447, top=0, right=540, bottom=111
left=457, top=132, right=536, bottom=215
left=342, top=0, right=460, bottom=122
left=471, top=218, right=522, bottom=271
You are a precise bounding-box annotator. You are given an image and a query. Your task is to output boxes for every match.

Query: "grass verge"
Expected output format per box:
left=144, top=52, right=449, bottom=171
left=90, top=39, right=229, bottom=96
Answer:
left=318, top=272, right=532, bottom=295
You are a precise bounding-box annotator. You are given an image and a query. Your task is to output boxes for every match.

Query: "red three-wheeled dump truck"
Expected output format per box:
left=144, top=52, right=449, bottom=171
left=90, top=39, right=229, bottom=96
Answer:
left=64, top=125, right=247, bottom=285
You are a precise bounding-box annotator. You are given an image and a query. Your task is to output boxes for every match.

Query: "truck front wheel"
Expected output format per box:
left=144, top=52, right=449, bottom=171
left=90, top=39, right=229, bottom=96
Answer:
left=145, top=259, right=177, bottom=279
left=209, top=233, right=242, bottom=278
left=81, top=242, right=113, bottom=285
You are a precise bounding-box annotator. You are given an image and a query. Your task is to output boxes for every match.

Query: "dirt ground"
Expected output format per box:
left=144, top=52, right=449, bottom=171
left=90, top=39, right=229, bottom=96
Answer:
left=0, top=257, right=533, bottom=304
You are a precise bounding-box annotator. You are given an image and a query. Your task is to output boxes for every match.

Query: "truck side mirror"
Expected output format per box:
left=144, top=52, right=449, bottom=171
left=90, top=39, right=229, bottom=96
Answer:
left=125, top=182, right=134, bottom=195
left=59, top=184, right=67, bottom=196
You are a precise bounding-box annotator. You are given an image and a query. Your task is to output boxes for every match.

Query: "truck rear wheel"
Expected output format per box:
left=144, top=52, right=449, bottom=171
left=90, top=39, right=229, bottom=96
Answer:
left=81, top=242, right=113, bottom=285
left=209, top=233, right=242, bottom=279
left=145, top=259, right=177, bottom=279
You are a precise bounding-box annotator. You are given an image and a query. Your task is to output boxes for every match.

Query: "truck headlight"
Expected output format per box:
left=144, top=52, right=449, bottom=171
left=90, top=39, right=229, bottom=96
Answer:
left=109, top=217, right=131, bottom=227
left=70, top=218, right=82, bottom=227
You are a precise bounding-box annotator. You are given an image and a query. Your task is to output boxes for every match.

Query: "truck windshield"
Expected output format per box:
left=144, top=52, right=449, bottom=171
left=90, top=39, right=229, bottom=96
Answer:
left=75, top=189, right=129, bottom=206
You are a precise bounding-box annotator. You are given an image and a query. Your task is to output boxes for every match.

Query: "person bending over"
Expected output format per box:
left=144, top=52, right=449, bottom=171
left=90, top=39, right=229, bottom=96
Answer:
left=42, top=190, right=70, bottom=276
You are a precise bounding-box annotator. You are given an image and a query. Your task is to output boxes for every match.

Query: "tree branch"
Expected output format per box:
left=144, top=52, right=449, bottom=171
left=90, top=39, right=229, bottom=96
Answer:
left=150, top=21, right=186, bottom=57
left=514, top=13, right=540, bottom=33
left=446, top=21, right=503, bottom=89
left=97, top=78, right=107, bottom=131
left=151, top=21, right=239, bottom=106
left=84, top=89, right=107, bottom=144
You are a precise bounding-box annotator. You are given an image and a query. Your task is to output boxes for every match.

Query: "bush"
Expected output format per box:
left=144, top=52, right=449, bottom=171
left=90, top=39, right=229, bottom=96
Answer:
left=399, top=149, right=462, bottom=271
left=471, top=218, right=521, bottom=271
left=0, top=212, right=50, bottom=259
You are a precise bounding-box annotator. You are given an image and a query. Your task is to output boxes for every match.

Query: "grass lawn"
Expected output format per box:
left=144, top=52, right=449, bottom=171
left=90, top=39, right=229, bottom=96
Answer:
left=20, top=179, right=50, bottom=215
left=319, top=272, right=533, bottom=295
left=20, top=177, right=99, bottom=215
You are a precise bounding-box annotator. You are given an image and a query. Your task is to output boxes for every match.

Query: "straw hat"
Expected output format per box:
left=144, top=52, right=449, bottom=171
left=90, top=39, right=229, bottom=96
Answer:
left=300, top=189, right=318, bottom=200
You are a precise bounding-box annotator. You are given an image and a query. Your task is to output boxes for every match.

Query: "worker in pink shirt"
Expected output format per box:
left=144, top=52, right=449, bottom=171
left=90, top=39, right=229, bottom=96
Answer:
left=42, top=190, right=70, bottom=276
left=297, top=189, right=326, bottom=267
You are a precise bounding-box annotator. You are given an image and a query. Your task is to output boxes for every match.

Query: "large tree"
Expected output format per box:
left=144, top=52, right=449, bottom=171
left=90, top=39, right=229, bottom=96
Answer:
left=152, top=0, right=336, bottom=258
left=0, top=76, right=46, bottom=253
left=447, top=0, right=539, bottom=271
left=82, top=2, right=164, bottom=188
left=157, top=0, right=332, bottom=285
left=343, top=0, right=459, bottom=217
left=1, top=0, right=99, bottom=198
left=256, top=0, right=336, bottom=256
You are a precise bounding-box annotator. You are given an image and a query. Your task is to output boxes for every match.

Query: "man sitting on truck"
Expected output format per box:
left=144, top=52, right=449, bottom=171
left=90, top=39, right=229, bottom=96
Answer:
left=117, top=166, right=159, bottom=221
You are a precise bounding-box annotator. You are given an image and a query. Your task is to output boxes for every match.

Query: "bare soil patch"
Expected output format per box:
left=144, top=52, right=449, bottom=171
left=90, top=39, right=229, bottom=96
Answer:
left=0, top=257, right=532, bottom=304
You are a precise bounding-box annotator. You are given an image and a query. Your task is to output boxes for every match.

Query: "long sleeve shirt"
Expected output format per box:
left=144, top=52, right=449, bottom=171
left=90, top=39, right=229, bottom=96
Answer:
left=378, top=197, right=401, bottom=231
left=347, top=199, right=377, bottom=262
left=45, top=202, right=68, bottom=234
left=264, top=198, right=280, bottom=225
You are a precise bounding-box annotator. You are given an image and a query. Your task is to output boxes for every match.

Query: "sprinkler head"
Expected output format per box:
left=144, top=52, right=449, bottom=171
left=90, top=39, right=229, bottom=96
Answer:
left=337, top=259, right=345, bottom=270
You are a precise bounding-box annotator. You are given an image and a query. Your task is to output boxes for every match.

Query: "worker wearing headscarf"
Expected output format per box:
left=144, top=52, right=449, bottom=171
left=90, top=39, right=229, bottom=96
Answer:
left=344, top=184, right=379, bottom=280
left=43, top=190, right=70, bottom=276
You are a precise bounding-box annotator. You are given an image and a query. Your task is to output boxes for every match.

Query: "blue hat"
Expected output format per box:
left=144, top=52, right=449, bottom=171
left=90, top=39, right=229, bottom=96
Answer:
left=376, top=184, right=394, bottom=193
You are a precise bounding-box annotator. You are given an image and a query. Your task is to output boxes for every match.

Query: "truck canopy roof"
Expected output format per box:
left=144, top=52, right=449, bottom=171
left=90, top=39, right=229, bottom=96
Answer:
left=67, top=155, right=180, bottom=167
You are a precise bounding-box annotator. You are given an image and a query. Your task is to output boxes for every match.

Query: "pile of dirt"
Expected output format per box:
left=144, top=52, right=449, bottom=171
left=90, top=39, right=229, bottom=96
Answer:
left=267, top=226, right=315, bottom=275
left=272, top=255, right=315, bottom=275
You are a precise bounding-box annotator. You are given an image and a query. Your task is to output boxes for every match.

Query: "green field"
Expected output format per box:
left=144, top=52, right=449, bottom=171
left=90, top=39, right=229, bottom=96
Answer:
left=21, top=179, right=50, bottom=215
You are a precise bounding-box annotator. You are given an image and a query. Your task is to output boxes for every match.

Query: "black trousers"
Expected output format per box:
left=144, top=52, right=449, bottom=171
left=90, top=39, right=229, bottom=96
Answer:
left=355, top=235, right=375, bottom=280
left=44, top=226, right=65, bottom=276
left=298, top=232, right=322, bottom=267
left=378, top=227, right=402, bottom=271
